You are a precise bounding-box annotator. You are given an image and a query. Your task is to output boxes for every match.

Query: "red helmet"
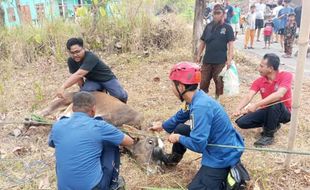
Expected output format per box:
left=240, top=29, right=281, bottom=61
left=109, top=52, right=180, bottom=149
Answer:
left=169, top=62, right=201, bottom=84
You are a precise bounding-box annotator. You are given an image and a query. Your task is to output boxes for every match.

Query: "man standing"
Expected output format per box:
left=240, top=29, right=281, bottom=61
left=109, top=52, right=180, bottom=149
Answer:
left=255, top=0, right=266, bottom=42
left=48, top=92, right=134, bottom=190
left=150, top=62, right=244, bottom=189
left=56, top=38, right=128, bottom=103
left=196, top=4, right=235, bottom=100
left=224, top=0, right=234, bottom=24
left=231, top=4, right=241, bottom=38
left=278, top=0, right=294, bottom=51
left=234, top=54, right=292, bottom=146
left=294, top=0, right=302, bottom=31
left=272, top=0, right=283, bottom=43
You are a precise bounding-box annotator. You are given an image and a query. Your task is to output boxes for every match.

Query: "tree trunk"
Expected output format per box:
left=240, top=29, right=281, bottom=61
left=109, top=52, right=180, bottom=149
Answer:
left=192, top=0, right=206, bottom=60
left=0, top=2, right=4, bottom=27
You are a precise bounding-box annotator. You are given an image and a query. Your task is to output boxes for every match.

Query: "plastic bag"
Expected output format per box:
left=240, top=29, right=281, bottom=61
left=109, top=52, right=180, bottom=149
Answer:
left=220, top=61, right=240, bottom=96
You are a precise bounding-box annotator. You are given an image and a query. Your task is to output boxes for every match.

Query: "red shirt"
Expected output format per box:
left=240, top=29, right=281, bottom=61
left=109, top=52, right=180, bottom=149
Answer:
left=250, top=71, right=293, bottom=111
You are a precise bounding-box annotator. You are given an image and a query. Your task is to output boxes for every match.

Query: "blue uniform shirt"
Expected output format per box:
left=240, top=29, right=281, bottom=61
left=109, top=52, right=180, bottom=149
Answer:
left=48, top=112, right=125, bottom=190
left=163, top=90, right=244, bottom=168
left=278, top=7, right=294, bottom=29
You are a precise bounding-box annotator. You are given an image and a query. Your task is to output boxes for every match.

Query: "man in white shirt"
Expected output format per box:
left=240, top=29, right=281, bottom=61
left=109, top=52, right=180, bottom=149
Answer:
left=255, top=0, right=266, bottom=42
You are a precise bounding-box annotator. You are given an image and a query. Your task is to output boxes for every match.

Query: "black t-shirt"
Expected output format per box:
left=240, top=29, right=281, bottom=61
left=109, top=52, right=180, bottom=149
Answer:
left=67, top=51, right=115, bottom=82
left=200, top=21, right=235, bottom=64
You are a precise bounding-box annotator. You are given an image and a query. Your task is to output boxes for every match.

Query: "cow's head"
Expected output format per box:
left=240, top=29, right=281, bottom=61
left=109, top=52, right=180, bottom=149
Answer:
left=126, top=136, right=165, bottom=175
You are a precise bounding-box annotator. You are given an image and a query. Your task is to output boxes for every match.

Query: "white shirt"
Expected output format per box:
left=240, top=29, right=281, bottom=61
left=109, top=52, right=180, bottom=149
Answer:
left=255, top=3, right=266, bottom=19
left=246, top=12, right=256, bottom=30
left=273, top=5, right=283, bottom=17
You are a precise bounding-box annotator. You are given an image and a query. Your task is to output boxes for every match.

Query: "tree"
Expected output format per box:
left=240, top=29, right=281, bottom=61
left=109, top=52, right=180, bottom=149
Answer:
left=0, top=2, right=4, bottom=27
left=192, top=0, right=206, bottom=60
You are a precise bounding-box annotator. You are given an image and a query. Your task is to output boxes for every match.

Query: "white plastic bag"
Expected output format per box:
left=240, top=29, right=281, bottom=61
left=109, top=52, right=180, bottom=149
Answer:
left=221, top=61, right=240, bottom=96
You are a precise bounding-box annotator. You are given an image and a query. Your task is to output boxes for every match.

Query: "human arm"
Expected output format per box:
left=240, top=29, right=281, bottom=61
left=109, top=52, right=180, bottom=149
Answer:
left=247, top=88, right=287, bottom=112
left=57, top=69, right=89, bottom=98
left=177, top=106, right=211, bottom=153
left=226, top=41, right=234, bottom=69
left=196, top=40, right=206, bottom=64
left=120, top=134, right=134, bottom=146
left=97, top=120, right=134, bottom=146
left=150, top=109, right=190, bottom=133
left=233, top=90, right=257, bottom=116
left=247, top=73, right=292, bottom=112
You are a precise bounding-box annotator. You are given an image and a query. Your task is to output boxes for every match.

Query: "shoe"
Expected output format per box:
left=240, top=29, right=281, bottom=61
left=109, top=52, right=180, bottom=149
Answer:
left=110, top=176, right=126, bottom=190
left=161, top=152, right=183, bottom=166
left=261, top=124, right=281, bottom=136
left=254, top=136, right=274, bottom=147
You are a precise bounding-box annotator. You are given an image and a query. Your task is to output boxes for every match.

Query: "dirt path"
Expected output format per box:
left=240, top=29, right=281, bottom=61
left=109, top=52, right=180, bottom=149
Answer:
left=234, top=33, right=310, bottom=76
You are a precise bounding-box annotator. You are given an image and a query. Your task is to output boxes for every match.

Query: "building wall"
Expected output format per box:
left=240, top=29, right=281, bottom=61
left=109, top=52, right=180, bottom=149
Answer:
left=1, top=0, right=21, bottom=27
left=1, top=0, right=62, bottom=27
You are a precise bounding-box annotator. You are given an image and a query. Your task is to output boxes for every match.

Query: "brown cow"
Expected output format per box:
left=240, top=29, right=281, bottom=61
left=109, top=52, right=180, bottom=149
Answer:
left=39, top=91, right=143, bottom=128
left=39, top=91, right=165, bottom=173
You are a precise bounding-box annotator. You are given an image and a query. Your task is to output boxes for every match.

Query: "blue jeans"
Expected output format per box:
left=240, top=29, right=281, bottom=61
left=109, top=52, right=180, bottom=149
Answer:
left=81, top=78, right=128, bottom=103
left=93, top=143, right=120, bottom=190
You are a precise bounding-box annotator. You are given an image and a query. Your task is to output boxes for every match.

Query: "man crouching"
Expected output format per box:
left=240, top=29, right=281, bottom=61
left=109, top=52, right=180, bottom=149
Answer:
left=48, top=92, right=134, bottom=190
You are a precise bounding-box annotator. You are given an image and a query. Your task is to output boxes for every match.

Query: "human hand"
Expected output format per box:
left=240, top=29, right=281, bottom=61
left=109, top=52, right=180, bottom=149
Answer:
left=246, top=103, right=258, bottom=113
left=149, top=121, right=164, bottom=132
left=56, top=87, right=65, bottom=99
left=233, top=109, right=242, bottom=117
left=168, top=134, right=180, bottom=144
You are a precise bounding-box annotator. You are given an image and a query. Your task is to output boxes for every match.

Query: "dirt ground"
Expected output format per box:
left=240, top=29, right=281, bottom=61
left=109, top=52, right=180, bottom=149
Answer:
left=0, top=47, right=310, bottom=189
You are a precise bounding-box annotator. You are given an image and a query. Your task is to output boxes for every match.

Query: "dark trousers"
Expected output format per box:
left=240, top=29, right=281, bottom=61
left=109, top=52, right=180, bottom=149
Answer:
left=284, top=37, right=294, bottom=56
left=172, top=124, right=228, bottom=190
left=200, top=63, right=226, bottom=96
left=235, top=103, right=291, bottom=137
left=188, top=165, right=229, bottom=190
left=171, top=124, right=191, bottom=155
left=81, top=78, right=128, bottom=103
left=93, top=143, right=120, bottom=190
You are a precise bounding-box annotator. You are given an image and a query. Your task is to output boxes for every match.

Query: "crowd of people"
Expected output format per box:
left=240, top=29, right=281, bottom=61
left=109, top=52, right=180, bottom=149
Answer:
left=204, top=0, right=303, bottom=58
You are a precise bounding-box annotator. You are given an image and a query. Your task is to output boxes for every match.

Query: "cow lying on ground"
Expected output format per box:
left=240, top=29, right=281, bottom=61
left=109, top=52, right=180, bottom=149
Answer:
left=38, top=91, right=164, bottom=174
left=39, top=91, right=143, bottom=128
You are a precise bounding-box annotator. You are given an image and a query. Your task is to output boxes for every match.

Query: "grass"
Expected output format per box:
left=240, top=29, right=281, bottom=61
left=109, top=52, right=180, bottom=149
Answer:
left=0, top=1, right=310, bottom=189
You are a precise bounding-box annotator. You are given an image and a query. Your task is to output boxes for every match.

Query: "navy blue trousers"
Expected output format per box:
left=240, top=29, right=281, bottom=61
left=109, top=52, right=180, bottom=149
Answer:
left=235, top=103, right=291, bottom=137
left=81, top=78, right=128, bottom=103
left=172, top=124, right=229, bottom=190
left=93, top=143, right=120, bottom=190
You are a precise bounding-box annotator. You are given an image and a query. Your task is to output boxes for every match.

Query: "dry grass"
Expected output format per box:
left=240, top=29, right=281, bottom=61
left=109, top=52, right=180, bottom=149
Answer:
left=1, top=45, right=310, bottom=189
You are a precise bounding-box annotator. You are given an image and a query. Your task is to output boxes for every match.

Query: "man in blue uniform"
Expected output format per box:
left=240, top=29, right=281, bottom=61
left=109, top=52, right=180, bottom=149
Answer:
left=150, top=62, right=244, bottom=189
left=48, top=92, right=134, bottom=190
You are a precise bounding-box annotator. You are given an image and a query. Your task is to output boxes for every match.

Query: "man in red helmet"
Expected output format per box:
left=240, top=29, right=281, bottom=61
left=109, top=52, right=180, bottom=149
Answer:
left=150, top=62, right=244, bottom=189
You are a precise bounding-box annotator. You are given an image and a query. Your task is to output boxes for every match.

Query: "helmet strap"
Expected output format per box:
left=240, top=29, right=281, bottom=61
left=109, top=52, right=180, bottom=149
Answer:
left=174, top=82, right=188, bottom=102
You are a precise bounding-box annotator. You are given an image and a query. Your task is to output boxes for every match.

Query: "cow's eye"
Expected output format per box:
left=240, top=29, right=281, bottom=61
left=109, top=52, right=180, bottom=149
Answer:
left=148, top=140, right=153, bottom=144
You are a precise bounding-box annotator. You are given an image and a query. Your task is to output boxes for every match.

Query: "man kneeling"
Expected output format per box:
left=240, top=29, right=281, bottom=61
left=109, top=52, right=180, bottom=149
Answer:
left=150, top=62, right=244, bottom=189
left=234, top=53, right=292, bottom=147
left=48, top=92, right=134, bottom=190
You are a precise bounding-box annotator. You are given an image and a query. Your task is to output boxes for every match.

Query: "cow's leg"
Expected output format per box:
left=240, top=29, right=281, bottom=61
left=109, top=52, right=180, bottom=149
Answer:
left=39, top=92, right=75, bottom=117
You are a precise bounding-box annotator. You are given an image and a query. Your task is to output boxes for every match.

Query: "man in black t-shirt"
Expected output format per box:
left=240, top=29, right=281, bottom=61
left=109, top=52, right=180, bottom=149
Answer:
left=56, top=38, right=128, bottom=103
left=196, top=4, right=235, bottom=100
